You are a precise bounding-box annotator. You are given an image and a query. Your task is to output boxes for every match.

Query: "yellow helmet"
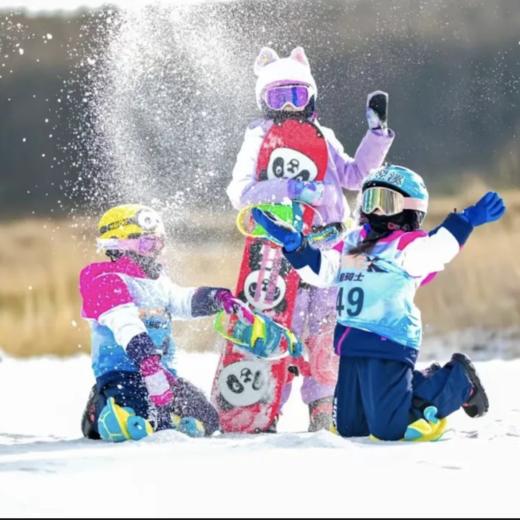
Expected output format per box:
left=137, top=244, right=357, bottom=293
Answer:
left=97, top=204, right=166, bottom=257
left=98, top=204, right=165, bottom=240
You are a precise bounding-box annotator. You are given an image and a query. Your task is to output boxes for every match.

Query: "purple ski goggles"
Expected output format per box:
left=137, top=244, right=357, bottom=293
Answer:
left=264, top=84, right=310, bottom=110
left=97, top=235, right=165, bottom=256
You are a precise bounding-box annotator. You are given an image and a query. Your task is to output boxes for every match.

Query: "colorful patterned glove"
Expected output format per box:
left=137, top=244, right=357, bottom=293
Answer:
left=252, top=208, right=303, bottom=252
left=139, top=355, right=174, bottom=408
left=288, top=179, right=324, bottom=206
left=462, top=191, right=506, bottom=227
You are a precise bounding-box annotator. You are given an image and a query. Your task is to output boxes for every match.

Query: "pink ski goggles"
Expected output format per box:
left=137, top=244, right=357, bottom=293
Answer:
left=264, top=84, right=310, bottom=110
left=97, top=235, right=165, bottom=256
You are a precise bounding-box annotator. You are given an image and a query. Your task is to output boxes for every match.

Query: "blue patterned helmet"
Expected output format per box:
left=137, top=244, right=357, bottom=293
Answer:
left=362, top=164, right=429, bottom=215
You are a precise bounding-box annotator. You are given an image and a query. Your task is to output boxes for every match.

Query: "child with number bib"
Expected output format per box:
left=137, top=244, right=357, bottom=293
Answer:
left=252, top=164, right=506, bottom=441
left=80, top=204, right=236, bottom=441
left=226, top=46, right=395, bottom=431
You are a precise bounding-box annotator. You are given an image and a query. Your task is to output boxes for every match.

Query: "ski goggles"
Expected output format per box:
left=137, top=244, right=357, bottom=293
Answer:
left=264, top=85, right=310, bottom=111
left=97, top=235, right=165, bottom=256
left=362, top=187, right=425, bottom=216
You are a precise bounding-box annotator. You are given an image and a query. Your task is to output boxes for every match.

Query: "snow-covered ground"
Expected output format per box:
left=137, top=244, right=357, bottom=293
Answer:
left=0, top=351, right=518, bottom=518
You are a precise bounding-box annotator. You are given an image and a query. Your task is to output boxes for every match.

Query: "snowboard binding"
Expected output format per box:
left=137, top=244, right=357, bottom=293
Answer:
left=214, top=298, right=303, bottom=359
left=237, top=202, right=349, bottom=248
left=236, top=201, right=323, bottom=245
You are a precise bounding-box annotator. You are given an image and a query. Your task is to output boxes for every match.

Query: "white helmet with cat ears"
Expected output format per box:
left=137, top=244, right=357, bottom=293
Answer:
left=254, top=46, right=317, bottom=109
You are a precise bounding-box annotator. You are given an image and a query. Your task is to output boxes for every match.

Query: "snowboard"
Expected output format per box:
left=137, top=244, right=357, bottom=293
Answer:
left=211, top=118, right=328, bottom=433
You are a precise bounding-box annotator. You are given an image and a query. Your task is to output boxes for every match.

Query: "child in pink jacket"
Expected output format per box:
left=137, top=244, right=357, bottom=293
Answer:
left=80, top=203, right=236, bottom=441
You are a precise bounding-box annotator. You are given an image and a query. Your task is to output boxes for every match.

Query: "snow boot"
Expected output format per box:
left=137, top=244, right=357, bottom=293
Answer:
left=263, top=414, right=279, bottom=433
left=81, top=384, right=103, bottom=440
left=403, top=405, right=447, bottom=442
left=308, top=396, right=334, bottom=432
left=451, top=353, right=489, bottom=418
left=171, top=414, right=206, bottom=437
left=97, top=397, right=153, bottom=442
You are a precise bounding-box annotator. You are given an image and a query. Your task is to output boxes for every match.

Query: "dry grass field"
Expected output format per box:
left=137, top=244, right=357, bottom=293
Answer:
left=0, top=188, right=519, bottom=358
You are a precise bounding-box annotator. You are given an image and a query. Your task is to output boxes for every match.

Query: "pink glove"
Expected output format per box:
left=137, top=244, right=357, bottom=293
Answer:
left=139, top=355, right=174, bottom=408
left=215, top=289, right=237, bottom=314
left=215, top=290, right=255, bottom=325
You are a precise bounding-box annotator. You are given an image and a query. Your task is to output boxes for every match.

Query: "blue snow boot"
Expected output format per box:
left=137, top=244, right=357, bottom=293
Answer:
left=171, top=414, right=206, bottom=437
left=404, top=406, right=447, bottom=442
left=97, top=397, right=153, bottom=442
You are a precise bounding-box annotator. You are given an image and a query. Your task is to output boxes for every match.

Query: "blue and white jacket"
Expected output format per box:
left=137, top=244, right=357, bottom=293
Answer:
left=80, top=256, right=222, bottom=379
left=284, top=213, right=474, bottom=366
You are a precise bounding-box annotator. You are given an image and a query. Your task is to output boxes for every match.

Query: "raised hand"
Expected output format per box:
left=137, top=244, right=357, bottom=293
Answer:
left=462, top=191, right=506, bottom=227
left=366, top=90, right=388, bottom=131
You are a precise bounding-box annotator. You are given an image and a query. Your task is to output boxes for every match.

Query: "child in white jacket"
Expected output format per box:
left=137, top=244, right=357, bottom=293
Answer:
left=252, top=164, right=505, bottom=440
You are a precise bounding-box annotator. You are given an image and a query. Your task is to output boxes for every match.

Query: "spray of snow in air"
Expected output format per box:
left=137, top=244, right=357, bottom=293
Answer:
left=84, top=2, right=254, bottom=227
left=67, top=0, right=337, bottom=235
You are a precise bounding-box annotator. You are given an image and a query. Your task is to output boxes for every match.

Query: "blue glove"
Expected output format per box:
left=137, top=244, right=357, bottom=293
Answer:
left=462, top=191, right=506, bottom=227
left=251, top=208, right=303, bottom=252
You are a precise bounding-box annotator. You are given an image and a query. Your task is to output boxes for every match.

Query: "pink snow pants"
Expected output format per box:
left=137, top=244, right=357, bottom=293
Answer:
left=282, top=283, right=339, bottom=405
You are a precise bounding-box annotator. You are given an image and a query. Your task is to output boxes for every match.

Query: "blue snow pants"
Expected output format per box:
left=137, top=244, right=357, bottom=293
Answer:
left=81, top=370, right=220, bottom=439
left=333, top=356, right=473, bottom=440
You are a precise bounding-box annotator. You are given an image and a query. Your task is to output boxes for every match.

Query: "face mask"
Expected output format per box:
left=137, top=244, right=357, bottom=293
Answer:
left=364, top=213, right=396, bottom=233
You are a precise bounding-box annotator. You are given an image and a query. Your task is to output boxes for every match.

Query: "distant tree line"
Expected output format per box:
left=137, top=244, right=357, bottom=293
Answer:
left=0, top=0, right=519, bottom=217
